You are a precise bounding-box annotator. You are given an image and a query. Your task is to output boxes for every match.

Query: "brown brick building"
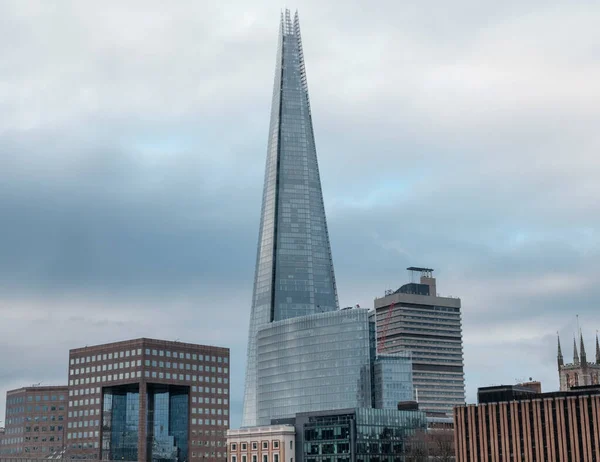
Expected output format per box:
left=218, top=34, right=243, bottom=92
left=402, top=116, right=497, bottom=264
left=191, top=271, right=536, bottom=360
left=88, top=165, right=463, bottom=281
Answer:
left=0, top=385, right=67, bottom=458
left=454, top=384, right=600, bottom=462
left=66, top=338, right=230, bottom=461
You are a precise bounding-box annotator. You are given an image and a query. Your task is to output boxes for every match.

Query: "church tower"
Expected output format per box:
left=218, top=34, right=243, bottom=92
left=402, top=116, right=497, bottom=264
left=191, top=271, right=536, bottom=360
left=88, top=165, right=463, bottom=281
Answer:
left=558, top=330, right=600, bottom=390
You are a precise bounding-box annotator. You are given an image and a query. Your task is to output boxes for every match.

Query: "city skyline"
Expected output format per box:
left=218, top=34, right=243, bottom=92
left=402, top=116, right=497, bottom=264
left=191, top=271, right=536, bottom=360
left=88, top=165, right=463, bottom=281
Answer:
left=1, top=1, right=600, bottom=431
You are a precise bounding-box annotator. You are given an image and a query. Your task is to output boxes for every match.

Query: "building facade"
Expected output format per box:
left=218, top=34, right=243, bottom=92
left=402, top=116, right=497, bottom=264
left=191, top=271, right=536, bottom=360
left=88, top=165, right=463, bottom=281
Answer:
left=274, top=408, right=427, bottom=462
left=227, top=425, right=295, bottom=462
left=454, top=384, right=600, bottom=462
left=242, top=8, right=339, bottom=427
left=0, top=385, right=67, bottom=458
left=374, top=268, right=465, bottom=417
left=371, top=353, right=413, bottom=410
left=65, top=338, right=229, bottom=461
left=255, top=310, right=373, bottom=425
left=557, top=332, right=600, bottom=390
left=254, top=308, right=415, bottom=425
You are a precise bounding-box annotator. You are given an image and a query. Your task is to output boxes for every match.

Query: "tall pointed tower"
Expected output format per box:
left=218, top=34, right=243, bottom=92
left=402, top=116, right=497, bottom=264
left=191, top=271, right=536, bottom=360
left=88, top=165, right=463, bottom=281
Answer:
left=242, top=10, right=339, bottom=427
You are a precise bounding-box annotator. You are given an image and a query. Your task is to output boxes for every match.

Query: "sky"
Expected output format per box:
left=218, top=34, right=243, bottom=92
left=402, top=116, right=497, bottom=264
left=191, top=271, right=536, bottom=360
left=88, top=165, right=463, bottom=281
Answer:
left=1, top=0, right=600, bottom=428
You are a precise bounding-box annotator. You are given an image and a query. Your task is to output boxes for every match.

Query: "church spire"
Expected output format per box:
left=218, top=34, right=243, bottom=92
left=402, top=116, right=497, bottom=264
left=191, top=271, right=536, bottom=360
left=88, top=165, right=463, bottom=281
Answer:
left=596, top=331, right=600, bottom=364
left=573, top=336, right=580, bottom=365
left=557, top=333, right=564, bottom=368
left=580, top=331, right=587, bottom=365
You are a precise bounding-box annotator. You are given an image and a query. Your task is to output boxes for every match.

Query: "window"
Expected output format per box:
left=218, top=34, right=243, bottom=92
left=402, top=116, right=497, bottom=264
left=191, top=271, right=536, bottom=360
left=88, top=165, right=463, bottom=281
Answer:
left=274, top=454, right=279, bottom=462
left=241, top=443, right=247, bottom=451
left=253, top=456, right=257, bottom=462
left=252, top=442, right=258, bottom=451
left=231, top=443, right=237, bottom=451
left=263, top=456, right=268, bottom=462
left=290, top=441, right=293, bottom=450
left=273, top=441, right=279, bottom=449
left=262, top=441, right=268, bottom=450
left=232, top=457, right=237, bottom=462
left=242, top=456, right=247, bottom=462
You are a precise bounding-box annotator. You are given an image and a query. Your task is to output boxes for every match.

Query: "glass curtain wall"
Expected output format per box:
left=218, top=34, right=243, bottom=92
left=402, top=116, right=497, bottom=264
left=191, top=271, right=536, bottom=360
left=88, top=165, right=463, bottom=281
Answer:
left=101, top=385, right=140, bottom=461
left=146, top=384, right=189, bottom=462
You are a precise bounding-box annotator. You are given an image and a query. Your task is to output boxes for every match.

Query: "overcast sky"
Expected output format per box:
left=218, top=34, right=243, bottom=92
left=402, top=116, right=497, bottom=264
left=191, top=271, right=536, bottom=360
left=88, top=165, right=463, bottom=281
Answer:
left=1, top=0, right=600, bottom=428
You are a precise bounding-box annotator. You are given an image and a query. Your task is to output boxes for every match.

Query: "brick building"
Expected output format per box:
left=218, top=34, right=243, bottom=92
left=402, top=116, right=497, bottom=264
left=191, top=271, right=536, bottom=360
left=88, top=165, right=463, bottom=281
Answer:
left=454, top=384, right=600, bottom=462
left=0, top=385, right=67, bottom=458
left=66, top=338, right=230, bottom=461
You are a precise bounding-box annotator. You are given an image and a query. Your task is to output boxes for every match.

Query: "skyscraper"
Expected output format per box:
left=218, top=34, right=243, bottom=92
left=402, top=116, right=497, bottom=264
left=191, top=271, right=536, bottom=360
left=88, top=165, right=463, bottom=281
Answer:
left=242, top=10, right=339, bottom=427
left=374, top=268, right=465, bottom=417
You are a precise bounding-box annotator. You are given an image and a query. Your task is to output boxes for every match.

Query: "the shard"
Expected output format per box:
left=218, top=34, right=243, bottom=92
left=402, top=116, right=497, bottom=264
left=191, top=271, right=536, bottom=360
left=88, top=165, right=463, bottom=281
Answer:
left=241, top=10, right=339, bottom=427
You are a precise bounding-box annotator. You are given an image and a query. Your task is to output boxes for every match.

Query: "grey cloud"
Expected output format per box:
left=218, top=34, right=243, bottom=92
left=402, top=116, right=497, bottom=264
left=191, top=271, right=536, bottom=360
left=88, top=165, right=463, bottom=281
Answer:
left=1, top=0, right=600, bottom=426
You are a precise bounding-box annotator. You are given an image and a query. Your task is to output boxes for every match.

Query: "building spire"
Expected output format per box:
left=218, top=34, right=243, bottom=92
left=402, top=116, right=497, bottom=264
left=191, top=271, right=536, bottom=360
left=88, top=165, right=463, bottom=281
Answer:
left=573, top=336, right=580, bottom=365
left=557, top=332, right=564, bottom=368
left=580, top=330, right=587, bottom=365
left=596, top=331, right=600, bottom=364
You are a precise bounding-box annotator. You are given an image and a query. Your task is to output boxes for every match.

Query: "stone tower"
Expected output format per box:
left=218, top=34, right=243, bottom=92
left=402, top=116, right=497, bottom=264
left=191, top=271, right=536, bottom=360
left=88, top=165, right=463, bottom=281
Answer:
left=558, top=331, right=600, bottom=390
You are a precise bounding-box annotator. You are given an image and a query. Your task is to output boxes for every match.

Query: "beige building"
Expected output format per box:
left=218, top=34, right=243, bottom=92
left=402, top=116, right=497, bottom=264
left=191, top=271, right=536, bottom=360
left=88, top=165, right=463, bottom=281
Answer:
left=227, top=426, right=295, bottom=462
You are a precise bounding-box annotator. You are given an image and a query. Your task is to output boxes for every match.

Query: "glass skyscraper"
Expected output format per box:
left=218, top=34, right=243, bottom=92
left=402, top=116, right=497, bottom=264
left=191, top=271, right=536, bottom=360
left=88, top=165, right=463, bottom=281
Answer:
left=242, top=9, right=338, bottom=427
left=255, top=310, right=373, bottom=425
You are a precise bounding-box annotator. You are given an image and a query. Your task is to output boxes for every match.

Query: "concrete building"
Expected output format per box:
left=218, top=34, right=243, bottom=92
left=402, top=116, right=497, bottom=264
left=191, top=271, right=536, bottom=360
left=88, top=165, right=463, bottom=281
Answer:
left=0, top=385, right=68, bottom=458
left=374, top=267, right=465, bottom=417
left=65, top=338, right=229, bottom=461
left=227, top=425, right=295, bottom=462
left=454, top=384, right=600, bottom=462
left=557, top=331, right=600, bottom=390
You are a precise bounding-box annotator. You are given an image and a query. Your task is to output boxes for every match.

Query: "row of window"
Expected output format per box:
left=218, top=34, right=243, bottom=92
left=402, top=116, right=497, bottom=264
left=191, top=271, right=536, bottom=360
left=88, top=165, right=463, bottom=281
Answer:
left=70, top=349, right=228, bottom=365
left=24, top=425, right=64, bottom=432
left=232, top=441, right=282, bottom=451
left=191, top=418, right=228, bottom=426
left=68, top=371, right=231, bottom=388
left=70, top=361, right=228, bottom=376
left=232, top=454, right=281, bottom=462
left=68, top=420, right=98, bottom=429
left=192, top=408, right=228, bottom=415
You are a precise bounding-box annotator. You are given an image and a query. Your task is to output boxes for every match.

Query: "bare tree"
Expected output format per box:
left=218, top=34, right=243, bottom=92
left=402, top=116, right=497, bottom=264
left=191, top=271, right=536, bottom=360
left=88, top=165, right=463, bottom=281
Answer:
left=427, top=430, right=455, bottom=462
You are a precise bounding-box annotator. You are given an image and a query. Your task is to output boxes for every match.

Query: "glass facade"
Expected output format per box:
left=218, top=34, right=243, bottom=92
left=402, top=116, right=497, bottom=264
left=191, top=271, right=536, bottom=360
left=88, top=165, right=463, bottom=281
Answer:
left=255, top=310, right=372, bottom=425
left=297, top=408, right=427, bottom=462
left=372, top=353, right=414, bottom=410
left=243, top=9, right=338, bottom=427
left=146, top=385, right=189, bottom=462
left=102, top=385, right=140, bottom=461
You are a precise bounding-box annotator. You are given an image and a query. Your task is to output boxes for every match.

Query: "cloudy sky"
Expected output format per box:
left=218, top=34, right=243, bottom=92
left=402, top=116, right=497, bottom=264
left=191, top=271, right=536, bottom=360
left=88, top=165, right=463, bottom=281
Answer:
left=1, top=0, right=600, bottom=427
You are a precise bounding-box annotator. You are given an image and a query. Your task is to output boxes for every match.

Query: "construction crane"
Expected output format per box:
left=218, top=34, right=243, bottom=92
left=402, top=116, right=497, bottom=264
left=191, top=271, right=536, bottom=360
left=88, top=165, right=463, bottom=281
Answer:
left=378, top=302, right=395, bottom=353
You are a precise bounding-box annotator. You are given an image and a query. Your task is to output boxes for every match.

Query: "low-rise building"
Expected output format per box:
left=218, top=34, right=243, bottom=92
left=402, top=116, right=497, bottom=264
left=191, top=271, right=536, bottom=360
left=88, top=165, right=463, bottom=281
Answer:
left=227, top=425, right=295, bottom=462
left=454, top=383, right=600, bottom=462
left=0, top=385, right=68, bottom=458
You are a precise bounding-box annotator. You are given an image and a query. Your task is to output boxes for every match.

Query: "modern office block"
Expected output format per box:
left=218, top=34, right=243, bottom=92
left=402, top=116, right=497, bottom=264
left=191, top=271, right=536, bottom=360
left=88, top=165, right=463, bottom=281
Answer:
left=372, top=353, right=414, bottom=410
left=374, top=268, right=465, bottom=417
left=275, top=407, right=427, bottom=462
left=65, top=338, right=229, bottom=461
left=243, top=9, right=338, bottom=427
left=0, top=385, right=68, bottom=457
left=255, top=309, right=373, bottom=425
left=455, top=384, right=600, bottom=462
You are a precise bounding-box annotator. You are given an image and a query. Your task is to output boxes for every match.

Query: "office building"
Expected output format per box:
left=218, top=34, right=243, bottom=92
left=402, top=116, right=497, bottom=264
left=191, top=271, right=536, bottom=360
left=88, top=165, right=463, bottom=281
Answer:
left=227, top=425, right=295, bottom=462
left=371, top=353, right=414, bottom=410
left=0, top=385, right=67, bottom=458
left=374, top=267, right=465, bottom=417
left=273, top=407, right=427, bottom=462
left=557, top=332, right=600, bottom=390
left=455, top=384, right=600, bottom=462
left=254, top=308, right=415, bottom=425
left=65, top=338, right=229, bottom=461
left=242, top=8, right=339, bottom=427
